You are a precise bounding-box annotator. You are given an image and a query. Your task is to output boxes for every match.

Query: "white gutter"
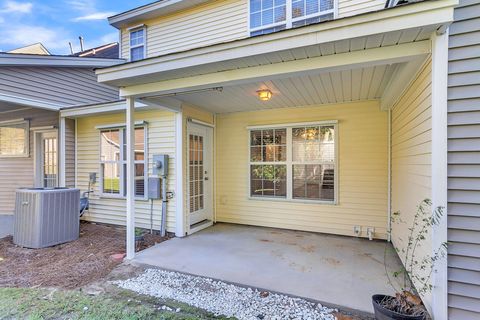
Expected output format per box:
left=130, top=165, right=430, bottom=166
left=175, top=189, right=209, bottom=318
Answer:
left=0, top=53, right=124, bottom=67
left=108, top=0, right=210, bottom=29
left=387, top=108, right=392, bottom=242
left=0, top=93, right=62, bottom=111
left=60, top=100, right=147, bottom=118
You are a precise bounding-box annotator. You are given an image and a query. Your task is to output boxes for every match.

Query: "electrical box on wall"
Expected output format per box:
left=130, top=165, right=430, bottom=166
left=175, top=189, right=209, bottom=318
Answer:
left=148, top=177, right=161, bottom=199
left=153, top=154, right=169, bottom=177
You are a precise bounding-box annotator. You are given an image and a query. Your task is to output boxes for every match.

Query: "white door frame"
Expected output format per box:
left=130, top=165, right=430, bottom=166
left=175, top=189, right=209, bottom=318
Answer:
left=33, top=129, right=59, bottom=188
left=186, top=121, right=214, bottom=234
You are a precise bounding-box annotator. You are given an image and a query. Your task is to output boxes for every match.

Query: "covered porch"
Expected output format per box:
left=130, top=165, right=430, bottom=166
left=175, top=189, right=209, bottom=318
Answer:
left=134, top=223, right=403, bottom=314
left=95, top=2, right=453, bottom=318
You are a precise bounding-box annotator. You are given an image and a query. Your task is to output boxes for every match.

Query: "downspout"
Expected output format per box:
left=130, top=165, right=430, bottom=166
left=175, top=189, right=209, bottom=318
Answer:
left=74, top=118, right=78, bottom=188
left=387, top=108, right=392, bottom=242
left=213, top=113, right=217, bottom=223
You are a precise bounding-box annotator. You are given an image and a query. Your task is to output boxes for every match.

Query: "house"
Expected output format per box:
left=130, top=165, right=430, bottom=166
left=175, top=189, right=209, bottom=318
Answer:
left=7, top=43, right=51, bottom=55
left=0, top=46, right=122, bottom=236
left=70, top=42, right=120, bottom=59
left=38, top=0, right=478, bottom=318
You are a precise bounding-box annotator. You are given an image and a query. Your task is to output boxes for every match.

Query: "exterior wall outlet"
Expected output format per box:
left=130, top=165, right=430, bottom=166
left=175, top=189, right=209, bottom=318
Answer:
left=353, top=225, right=361, bottom=236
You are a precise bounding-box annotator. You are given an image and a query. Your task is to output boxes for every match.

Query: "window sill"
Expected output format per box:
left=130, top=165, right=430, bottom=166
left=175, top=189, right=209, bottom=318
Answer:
left=248, top=196, right=337, bottom=205
left=98, top=194, right=149, bottom=201
left=0, top=154, right=29, bottom=158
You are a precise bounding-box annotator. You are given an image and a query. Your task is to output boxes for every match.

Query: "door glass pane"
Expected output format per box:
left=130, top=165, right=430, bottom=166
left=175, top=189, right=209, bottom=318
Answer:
left=189, top=134, right=205, bottom=213
left=43, top=137, right=57, bottom=188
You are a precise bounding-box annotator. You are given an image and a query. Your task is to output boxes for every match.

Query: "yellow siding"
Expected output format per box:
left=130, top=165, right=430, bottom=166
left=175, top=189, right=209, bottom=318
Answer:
left=120, top=0, right=389, bottom=60
left=121, top=0, right=248, bottom=59
left=216, top=101, right=389, bottom=239
left=76, top=110, right=177, bottom=232
left=338, top=0, right=386, bottom=18
left=391, top=59, right=432, bottom=310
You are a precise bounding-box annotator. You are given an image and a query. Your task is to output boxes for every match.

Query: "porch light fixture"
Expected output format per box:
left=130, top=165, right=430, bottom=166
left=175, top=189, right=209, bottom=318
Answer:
left=256, top=89, right=272, bottom=101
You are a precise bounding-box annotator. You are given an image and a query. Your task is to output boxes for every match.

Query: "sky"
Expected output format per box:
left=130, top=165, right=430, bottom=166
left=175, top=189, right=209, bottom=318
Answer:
left=0, top=0, right=152, bottom=55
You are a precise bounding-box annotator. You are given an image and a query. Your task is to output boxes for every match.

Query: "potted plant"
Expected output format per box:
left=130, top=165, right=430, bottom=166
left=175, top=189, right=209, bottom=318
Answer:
left=372, top=199, right=448, bottom=320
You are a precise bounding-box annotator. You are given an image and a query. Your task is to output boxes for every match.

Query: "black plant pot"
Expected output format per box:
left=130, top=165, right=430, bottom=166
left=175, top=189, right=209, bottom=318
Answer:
left=372, top=295, right=426, bottom=320
left=135, top=235, right=144, bottom=242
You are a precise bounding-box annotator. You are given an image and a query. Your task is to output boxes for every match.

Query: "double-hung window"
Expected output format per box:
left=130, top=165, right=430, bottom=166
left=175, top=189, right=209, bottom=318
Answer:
left=100, top=126, right=147, bottom=198
left=249, top=0, right=335, bottom=36
left=129, top=27, right=145, bottom=61
left=0, top=120, right=29, bottom=157
left=249, top=122, right=336, bottom=203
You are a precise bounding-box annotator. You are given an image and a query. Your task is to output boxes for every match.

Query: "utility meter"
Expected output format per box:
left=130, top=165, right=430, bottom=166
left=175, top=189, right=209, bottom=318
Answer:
left=153, top=154, right=169, bottom=177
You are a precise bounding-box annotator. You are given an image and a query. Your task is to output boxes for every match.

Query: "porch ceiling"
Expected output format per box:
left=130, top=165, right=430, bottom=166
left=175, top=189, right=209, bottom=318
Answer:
left=143, top=63, right=401, bottom=113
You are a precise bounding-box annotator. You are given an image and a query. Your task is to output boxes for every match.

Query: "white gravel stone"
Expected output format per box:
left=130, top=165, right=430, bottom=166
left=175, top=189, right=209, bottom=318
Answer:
left=114, top=269, right=337, bottom=320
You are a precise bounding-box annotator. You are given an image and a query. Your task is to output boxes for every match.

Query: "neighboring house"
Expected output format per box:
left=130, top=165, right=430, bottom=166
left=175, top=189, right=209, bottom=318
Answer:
left=0, top=49, right=122, bottom=225
left=7, top=43, right=51, bottom=55
left=71, top=42, right=120, bottom=59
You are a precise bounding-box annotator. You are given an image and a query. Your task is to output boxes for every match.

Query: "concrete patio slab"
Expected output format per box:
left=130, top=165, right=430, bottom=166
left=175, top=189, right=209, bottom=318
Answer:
left=134, top=223, right=403, bottom=314
left=0, top=215, right=13, bottom=238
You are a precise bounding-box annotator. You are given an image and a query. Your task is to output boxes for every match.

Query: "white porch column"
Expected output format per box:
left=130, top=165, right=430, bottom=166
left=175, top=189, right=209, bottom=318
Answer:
left=125, top=97, right=136, bottom=259
left=58, top=116, right=66, bottom=187
left=175, top=112, right=185, bottom=237
left=431, top=30, right=449, bottom=320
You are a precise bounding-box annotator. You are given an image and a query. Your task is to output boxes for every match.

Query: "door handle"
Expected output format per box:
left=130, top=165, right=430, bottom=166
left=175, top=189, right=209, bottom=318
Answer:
left=204, top=177, right=209, bottom=181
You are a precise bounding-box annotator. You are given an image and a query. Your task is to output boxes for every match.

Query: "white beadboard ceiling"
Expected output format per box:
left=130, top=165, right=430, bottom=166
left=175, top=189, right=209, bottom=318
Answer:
left=138, top=26, right=436, bottom=113
left=146, top=63, right=400, bottom=113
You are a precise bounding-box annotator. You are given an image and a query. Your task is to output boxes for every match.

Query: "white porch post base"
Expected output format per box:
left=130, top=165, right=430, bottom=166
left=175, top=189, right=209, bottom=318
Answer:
left=431, top=30, right=449, bottom=320
left=126, top=97, right=136, bottom=259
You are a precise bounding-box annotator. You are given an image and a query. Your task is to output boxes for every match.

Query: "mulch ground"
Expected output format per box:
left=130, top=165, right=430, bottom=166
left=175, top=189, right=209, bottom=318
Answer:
left=0, top=222, right=170, bottom=289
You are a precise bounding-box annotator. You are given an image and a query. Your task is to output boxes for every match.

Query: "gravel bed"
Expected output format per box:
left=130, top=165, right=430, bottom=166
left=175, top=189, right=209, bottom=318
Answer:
left=114, top=268, right=337, bottom=320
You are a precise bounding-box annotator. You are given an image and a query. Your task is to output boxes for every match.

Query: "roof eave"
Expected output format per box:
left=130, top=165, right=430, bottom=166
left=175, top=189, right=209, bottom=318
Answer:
left=108, top=0, right=210, bottom=29
left=0, top=53, right=125, bottom=68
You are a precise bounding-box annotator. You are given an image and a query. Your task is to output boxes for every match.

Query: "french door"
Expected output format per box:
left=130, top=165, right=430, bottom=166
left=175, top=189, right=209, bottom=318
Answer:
left=187, top=122, right=213, bottom=231
left=35, top=131, right=58, bottom=188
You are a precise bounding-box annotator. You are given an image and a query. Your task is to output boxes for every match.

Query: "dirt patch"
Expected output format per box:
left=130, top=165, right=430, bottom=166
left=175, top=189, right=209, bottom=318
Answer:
left=0, top=222, right=170, bottom=289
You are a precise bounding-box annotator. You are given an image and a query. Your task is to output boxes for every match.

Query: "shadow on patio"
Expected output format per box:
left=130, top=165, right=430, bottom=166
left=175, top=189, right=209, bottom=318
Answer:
left=134, top=223, right=403, bottom=314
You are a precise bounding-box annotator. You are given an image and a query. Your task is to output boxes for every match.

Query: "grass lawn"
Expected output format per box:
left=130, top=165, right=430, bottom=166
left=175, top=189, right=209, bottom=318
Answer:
left=0, top=287, right=232, bottom=320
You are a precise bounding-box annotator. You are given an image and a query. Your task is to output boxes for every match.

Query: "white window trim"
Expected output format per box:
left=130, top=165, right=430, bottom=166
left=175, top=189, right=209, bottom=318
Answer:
left=99, top=125, right=148, bottom=200
left=247, top=120, right=338, bottom=204
left=129, top=26, right=147, bottom=62
left=248, top=0, right=338, bottom=35
left=0, top=119, right=30, bottom=158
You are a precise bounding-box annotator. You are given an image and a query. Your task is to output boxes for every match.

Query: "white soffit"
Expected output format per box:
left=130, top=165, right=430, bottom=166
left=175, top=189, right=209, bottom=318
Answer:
left=144, top=64, right=401, bottom=114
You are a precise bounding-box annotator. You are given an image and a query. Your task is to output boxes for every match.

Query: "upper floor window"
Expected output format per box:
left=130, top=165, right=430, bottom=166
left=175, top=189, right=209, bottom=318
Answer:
left=129, top=27, right=145, bottom=61
left=250, top=0, right=335, bottom=36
